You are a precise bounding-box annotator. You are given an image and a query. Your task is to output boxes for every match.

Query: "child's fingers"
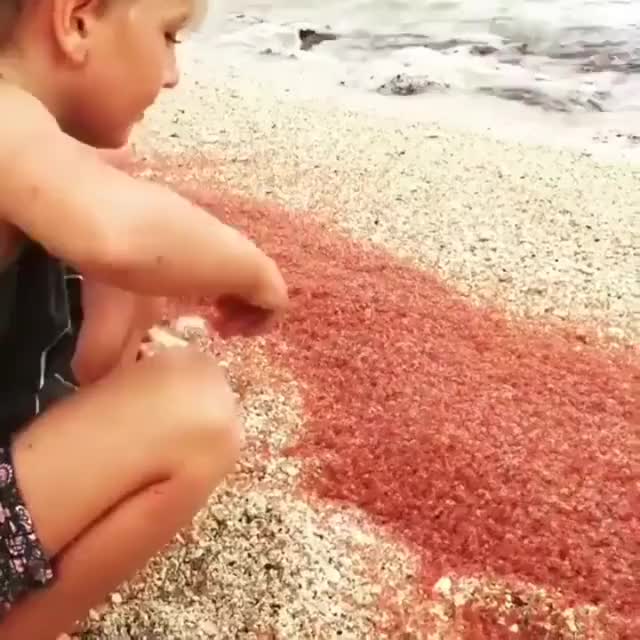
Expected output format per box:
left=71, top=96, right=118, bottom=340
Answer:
left=138, top=342, right=158, bottom=359
left=147, top=326, right=189, bottom=348
left=139, top=326, right=190, bottom=358
left=213, top=309, right=277, bottom=339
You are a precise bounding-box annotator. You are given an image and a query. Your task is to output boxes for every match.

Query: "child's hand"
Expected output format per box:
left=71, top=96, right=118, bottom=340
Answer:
left=73, top=280, right=165, bottom=384
left=213, top=258, right=288, bottom=339
left=140, top=326, right=189, bottom=358
left=212, top=296, right=276, bottom=338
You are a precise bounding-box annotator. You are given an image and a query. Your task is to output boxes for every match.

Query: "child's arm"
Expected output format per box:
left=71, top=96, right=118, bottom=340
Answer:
left=0, top=91, right=285, bottom=308
left=72, top=280, right=163, bottom=385
left=70, top=147, right=162, bottom=385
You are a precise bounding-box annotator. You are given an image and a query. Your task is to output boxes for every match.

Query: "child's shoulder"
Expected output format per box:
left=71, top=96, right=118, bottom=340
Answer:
left=0, top=85, right=92, bottom=252
left=0, top=84, right=58, bottom=147
left=0, top=85, right=65, bottom=189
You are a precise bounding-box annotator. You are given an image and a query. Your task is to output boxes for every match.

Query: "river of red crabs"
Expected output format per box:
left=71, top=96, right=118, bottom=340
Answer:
left=142, top=158, right=638, bottom=637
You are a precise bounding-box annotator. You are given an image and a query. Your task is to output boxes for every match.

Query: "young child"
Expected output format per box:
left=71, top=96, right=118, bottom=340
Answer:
left=0, top=1, right=288, bottom=638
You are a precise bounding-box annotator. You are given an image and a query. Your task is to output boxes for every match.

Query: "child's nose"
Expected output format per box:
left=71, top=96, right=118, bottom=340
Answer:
left=163, top=55, right=180, bottom=89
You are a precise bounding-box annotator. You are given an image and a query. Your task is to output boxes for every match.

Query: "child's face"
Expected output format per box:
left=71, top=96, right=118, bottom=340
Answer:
left=59, top=0, right=196, bottom=148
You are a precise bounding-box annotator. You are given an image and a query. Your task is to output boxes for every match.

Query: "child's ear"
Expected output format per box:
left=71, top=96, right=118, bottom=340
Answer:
left=50, top=0, right=106, bottom=64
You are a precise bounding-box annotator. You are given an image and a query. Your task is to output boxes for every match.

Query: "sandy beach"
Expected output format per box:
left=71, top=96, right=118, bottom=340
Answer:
left=78, top=45, right=638, bottom=639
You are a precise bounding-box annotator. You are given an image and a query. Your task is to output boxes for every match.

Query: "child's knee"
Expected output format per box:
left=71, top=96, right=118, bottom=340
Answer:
left=151, top=348, right=243, bottom=470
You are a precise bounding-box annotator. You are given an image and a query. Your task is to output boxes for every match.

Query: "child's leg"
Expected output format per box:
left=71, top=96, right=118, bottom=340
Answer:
left=0, top=348, right=241, bottom=640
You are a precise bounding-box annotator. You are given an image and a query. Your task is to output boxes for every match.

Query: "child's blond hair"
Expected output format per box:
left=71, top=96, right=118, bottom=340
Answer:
left=0, top=0, right=208, bottom=47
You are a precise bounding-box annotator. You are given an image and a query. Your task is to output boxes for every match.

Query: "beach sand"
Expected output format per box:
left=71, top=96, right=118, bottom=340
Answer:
left=79, top=45, right=638, bottom=639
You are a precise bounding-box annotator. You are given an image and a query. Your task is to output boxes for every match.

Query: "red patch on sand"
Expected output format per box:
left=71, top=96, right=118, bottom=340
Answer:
left=152, top=163, right=638, bottom=632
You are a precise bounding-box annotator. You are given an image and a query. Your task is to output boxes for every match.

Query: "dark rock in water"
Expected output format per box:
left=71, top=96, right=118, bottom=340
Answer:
left=470, top=44, right=499, bottom=56
left=298, top=28, right=338, bottom=51
left=377, top=73, right=449, bottom=96
left=478, top=86, right=606, bottom=113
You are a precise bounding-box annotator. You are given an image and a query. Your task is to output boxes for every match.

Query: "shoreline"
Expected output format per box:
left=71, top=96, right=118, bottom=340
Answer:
left=201, top=2, right=640, bottom=139
left=134, top=46, right=639, bottom=343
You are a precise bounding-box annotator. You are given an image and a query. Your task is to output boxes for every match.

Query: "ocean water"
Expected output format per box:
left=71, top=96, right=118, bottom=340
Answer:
left=195, top=1, right=640, bottom=157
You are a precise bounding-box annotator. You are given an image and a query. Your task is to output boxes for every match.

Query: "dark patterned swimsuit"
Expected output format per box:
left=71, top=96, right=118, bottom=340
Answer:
left=0, top=242, right=82, bottom=613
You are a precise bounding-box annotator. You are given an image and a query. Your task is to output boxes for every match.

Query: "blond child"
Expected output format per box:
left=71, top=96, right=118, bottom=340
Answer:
left=0, top=1, right=288, bottom=638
